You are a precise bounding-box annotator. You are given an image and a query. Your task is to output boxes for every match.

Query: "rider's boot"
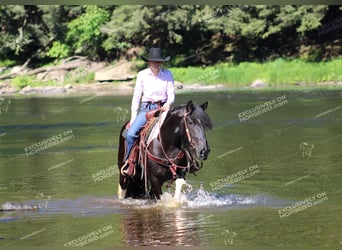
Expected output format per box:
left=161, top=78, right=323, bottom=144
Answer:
left=121, top=159, right=135, bottom=177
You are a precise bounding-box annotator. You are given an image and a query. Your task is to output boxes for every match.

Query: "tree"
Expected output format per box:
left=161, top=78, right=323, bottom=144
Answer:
left=0, top=5, right=340, bottom=66
left=0, top=5, right=83, bottom=64
left=65, top=5, right=111, bottom=59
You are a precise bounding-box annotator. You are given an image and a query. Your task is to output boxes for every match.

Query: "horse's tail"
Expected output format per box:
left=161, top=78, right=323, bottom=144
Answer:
left=117, top=121, right=148, bottom=199
left=118, top=121, right=129, bottom=169
left=118, top=121, right=129, bottom=199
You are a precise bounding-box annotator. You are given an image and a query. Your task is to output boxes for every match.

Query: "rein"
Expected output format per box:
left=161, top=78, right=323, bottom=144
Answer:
left=141, top=110, right=199, bottom=179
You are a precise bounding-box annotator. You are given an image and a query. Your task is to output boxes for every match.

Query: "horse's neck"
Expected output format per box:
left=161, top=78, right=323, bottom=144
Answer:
left=160, top=114, right=182, bottom=150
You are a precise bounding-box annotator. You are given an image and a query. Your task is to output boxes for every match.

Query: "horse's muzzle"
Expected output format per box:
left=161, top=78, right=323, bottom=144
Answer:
left=199, top=146, right=210, bottom=160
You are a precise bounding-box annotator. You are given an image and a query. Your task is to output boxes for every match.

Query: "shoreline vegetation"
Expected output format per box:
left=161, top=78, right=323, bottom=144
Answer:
left=1, top=5, right=340, bottom=97
left=0, top=58, right=341, bottom=96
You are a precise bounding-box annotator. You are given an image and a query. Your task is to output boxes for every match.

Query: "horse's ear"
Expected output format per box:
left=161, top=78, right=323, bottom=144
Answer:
left=186, top=100, right=194, bottom=113
left=200, top=101, right=208, bottom=111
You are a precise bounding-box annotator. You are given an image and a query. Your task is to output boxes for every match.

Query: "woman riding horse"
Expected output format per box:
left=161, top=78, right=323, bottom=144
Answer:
left=118, top=100, right=212, bottom=200
left=121, top=47, right=175, bottom=176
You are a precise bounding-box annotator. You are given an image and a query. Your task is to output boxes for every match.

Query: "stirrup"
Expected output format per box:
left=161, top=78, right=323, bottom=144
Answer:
left=120, top=160, right=129, bottom=176
left=121, top=160, right=135, bottom=177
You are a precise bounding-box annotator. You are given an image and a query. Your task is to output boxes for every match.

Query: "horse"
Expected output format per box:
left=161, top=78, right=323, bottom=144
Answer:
left=117, top=100, right=212, bottom=200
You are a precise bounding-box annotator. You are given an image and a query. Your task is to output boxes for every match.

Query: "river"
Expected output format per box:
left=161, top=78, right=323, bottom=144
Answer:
left=0, top=89, right=341, bottom=246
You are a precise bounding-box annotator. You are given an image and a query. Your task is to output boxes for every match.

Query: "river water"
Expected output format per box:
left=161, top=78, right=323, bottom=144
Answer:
left=0, top=89, right=341, bottom=246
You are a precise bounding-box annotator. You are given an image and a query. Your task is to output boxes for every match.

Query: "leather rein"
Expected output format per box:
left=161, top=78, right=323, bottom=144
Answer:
left=140, top=111, right=199, bottom=179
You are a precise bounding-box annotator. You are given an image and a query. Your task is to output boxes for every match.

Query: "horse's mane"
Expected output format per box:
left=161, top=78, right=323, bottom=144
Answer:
left=170, top=103, right=212, bottom=131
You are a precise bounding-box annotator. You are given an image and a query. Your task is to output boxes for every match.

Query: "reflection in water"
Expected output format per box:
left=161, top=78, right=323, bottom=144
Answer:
left=118, top=186, right=262, bottom=246
left=120, top=207, right=204, bottom=246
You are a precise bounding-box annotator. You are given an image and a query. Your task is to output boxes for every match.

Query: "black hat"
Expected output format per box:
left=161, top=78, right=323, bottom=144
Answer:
left=141, top=47, right=171, bottom=62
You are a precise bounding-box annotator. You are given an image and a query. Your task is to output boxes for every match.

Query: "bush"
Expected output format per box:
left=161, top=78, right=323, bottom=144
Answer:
left=64, top=72, right=95, bottom=84
left=170, top=58, right=342, bottom=86
left=47, top=41, right=70, bottom=59
left=0, top=59, right=17, bottom=68
left=12, top=75, right=35, bottom=90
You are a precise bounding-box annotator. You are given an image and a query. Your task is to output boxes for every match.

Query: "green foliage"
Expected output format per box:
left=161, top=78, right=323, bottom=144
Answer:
left=8, top=58, right=342, bottom=89
left=12, top=75, right=35, bottom=89
left=295, top=5, right=327, bottom=33
left=102, top=5, right=143, bottom=51
left=66, top=6, right=110, bottom=57
left=170, top=58, right=342, bottom=86
left=0, top=59, right=17, bottom=67
left=0, top=5, right=28, bottom=57
left=0, top=5, right=340, bottom=65
left=64, top=72, right=95, bottom=84
left=47, top=41, right=70, bottom=59
left=0, top=5, right=83, bottom=62
left=12, top=75, right=57, bottom=89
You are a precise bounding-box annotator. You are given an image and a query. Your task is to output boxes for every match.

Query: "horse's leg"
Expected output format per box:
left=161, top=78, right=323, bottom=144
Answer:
left=118, top=174, right=128, bottom=199
left=118, top=183, right=127, bottom=199
left=149, top=174, right=163, bottom=200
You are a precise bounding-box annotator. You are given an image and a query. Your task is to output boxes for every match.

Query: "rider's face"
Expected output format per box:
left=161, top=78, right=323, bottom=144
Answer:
left=148, top=60, right=162, bottom=73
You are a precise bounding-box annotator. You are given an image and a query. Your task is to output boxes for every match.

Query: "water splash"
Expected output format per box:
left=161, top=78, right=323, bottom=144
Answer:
left=0, top=202, right=38, bottom=211
left=174, top=178, right=186, bottom=201
left=184, top=184, right=259, bottom=208
left=158, top=181, right=265, bottom=209
left=1, top=183, right=270, bottom=215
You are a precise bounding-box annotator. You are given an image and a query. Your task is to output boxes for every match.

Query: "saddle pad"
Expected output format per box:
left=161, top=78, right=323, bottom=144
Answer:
left=146, top=110, right=168, bottom=146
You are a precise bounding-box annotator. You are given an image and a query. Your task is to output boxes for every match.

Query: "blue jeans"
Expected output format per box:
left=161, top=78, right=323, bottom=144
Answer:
left=124, top=102, right=160, bottom=160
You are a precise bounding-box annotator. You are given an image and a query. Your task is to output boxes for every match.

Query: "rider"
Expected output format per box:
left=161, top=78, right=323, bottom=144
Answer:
left=121, top=47, right=175, bottom=176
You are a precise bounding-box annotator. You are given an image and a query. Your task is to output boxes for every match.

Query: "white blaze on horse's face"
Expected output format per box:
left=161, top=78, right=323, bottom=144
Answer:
left=185, top=101, right=211, bottom=160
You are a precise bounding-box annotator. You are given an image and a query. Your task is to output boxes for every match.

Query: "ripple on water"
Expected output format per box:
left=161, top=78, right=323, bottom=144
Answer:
left=1, top=184, right=275, bottom=218
left=115, top=184, right=271, bottom=210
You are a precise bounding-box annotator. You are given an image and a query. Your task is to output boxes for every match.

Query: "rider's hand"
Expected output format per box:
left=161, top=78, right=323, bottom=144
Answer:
left=126, top=122, right=131, bottom=129
left=161, top=103, right=171, bottom=112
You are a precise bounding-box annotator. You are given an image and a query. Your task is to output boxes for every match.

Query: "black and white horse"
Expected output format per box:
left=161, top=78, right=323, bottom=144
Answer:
left=117, top=100, right=212, bottom=199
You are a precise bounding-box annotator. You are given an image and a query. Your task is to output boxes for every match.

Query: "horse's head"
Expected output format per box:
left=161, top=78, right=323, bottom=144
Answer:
left=182, top=100, right=212, bottom=161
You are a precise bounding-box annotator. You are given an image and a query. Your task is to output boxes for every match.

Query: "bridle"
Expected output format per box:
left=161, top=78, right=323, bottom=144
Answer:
left=183, top=111, right=197, bottom=152
left=141, top=110, right=201, bottom=181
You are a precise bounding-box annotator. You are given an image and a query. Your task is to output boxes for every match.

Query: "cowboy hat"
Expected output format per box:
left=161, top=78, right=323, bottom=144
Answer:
left=141, top=47, right=171, bottom=62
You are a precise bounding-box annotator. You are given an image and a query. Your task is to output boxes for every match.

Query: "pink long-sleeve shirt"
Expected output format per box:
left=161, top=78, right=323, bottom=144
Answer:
left=130, top=67, right=175, bottom=123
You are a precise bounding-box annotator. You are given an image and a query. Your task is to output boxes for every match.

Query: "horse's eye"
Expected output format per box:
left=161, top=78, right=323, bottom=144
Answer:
left=188, top=119, right=193, bottom=125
